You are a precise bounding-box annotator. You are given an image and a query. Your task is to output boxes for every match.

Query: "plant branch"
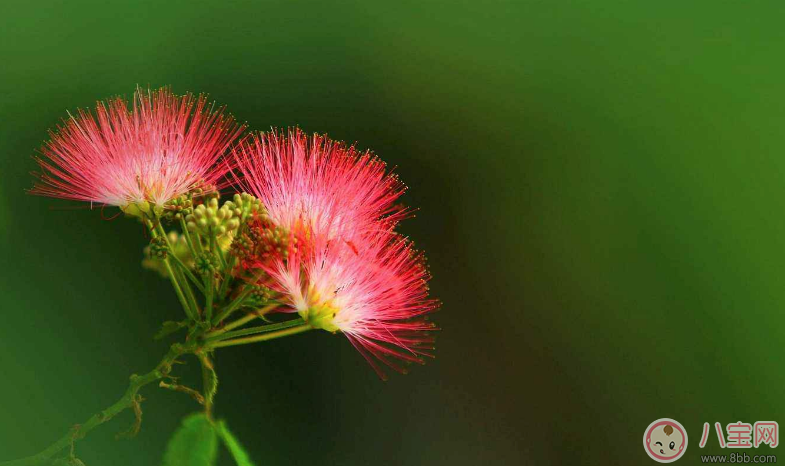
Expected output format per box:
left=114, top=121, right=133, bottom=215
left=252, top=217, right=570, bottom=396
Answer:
left=159, top=381, right=205, bottom=405
left=197, top=352, right=217, bottom=420
left=0, top=343, right=195, bottom=466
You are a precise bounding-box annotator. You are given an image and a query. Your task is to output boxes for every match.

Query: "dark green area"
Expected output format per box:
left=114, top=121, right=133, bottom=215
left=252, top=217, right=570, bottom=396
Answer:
left=2, top=1, right=785, bottom=464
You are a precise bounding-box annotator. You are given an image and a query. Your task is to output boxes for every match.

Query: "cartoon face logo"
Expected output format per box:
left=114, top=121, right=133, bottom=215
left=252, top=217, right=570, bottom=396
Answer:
left=643, top=419, right=688, bottom=463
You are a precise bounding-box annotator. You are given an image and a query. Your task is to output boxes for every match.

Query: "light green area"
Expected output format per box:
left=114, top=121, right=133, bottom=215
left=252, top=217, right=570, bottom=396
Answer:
left=162, top=414, right=218, bottom=466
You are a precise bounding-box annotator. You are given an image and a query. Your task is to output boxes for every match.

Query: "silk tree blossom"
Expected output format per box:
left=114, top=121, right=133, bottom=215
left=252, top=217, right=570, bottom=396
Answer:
left=231, top=129, right=438, bottom=376
left=268, top=231, right=438, bottom=378
left=231, top=129, right=407, bottom=243
left=31, top=87, right=244, bottom=213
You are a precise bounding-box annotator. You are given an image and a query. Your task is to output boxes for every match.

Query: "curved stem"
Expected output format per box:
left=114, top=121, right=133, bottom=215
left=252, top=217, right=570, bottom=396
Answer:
left=0, top=343, right=195, bottom=466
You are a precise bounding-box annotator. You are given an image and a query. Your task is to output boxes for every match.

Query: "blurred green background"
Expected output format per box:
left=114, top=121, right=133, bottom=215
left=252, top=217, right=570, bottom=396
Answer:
left=2, top=1, right=785, bottom=464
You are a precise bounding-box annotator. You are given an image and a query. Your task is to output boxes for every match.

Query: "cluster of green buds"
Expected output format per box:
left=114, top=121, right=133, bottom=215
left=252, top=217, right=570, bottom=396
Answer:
left=227, top=193, right=267, bottom=224
left=163, top=182, right=225, bottom=222
left=142, top=232, right=194, bottom=277
left=166, top=195, right=193, bottom=220
left=185, top=198, right=241, bottom=237
left=195, top=252, right=220, bottom=277
left=243, top=284, right=275, bottom=308
left=148, top=236, right=169, bottom=259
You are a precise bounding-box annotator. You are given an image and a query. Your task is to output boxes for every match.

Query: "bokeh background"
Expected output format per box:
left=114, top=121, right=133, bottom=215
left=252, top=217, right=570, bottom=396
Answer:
left=2, top=1, right=785, bottom=464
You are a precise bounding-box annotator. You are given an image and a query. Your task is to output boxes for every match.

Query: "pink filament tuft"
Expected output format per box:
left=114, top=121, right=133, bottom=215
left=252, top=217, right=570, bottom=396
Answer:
left=31, top=87, right=244, bottom=207
left=231, top=128, right=408, bottom=243
left=232, top=129, right=438, bottom=378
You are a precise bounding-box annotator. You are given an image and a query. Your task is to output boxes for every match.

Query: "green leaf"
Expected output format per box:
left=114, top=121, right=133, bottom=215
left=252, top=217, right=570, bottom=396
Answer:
left=162, top=413, right=218, bottom=466
left=216, top=420, right=257, bottom=466
left=154, top=320, right=187, bottom=340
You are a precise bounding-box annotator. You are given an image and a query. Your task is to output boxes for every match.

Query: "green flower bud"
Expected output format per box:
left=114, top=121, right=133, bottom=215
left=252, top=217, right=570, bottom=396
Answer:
left=195, top=252, right=220, bottom=276
left=230, top=193, right=268, bottom=223
left=184, top=197, right=244, bottom=238
left=142, top=232, right=194, bottom=278
left=164, top=195, right=194, bottom=220
left=149, top=236, right=169, bottom=259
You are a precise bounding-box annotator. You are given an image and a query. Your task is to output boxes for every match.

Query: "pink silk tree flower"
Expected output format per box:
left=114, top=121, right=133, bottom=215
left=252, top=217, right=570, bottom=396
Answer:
left=231, top=129, right=437, bottom=377
left=231, top=129, right=407, bottom=244
left=31, top=87, right=244, bottom=213
left=268, top=231, right=439, bottom=379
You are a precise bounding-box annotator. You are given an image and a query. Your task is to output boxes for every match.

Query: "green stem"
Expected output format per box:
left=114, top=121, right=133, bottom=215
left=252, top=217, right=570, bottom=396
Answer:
left=218, top=252, right=236, bottom=299
left=0, top=343, right=195, bottom=466
left=155, top=221, right=200, bottom=318
left=206, top=318, right=305, bottom=343
left=212, top=234, right=227, bottom=269
left=179, top=216, right=198, bottom=258
left=208, top=324, right=312, bottom=348
left=204, top=271, right=214, bottom=322
left=193, top=231, right=205, bottom=255
left=211, top=285, right=255, bottom=325
left=169, top=253, right=205, bottom=294
left=205, top=303, right=280, bottom=338
left=147, top=220, right=193, bottom=320
left=178, top=267, right=201, bottom=318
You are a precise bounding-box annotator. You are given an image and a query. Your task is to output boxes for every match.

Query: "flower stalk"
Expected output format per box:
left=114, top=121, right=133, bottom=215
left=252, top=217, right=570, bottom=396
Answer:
left=205, top=318, right=305, bottom=343
left=206, top=303, right=280, bottom=337
left=211, top=284, right=254, bottom=325
left=207, top=324, right=312, bottom=349
left=169, top=252, right=205, bottom=294
left=150, top=219, right=200, bottom=319
left=146, top=219, right=194, bottom=320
